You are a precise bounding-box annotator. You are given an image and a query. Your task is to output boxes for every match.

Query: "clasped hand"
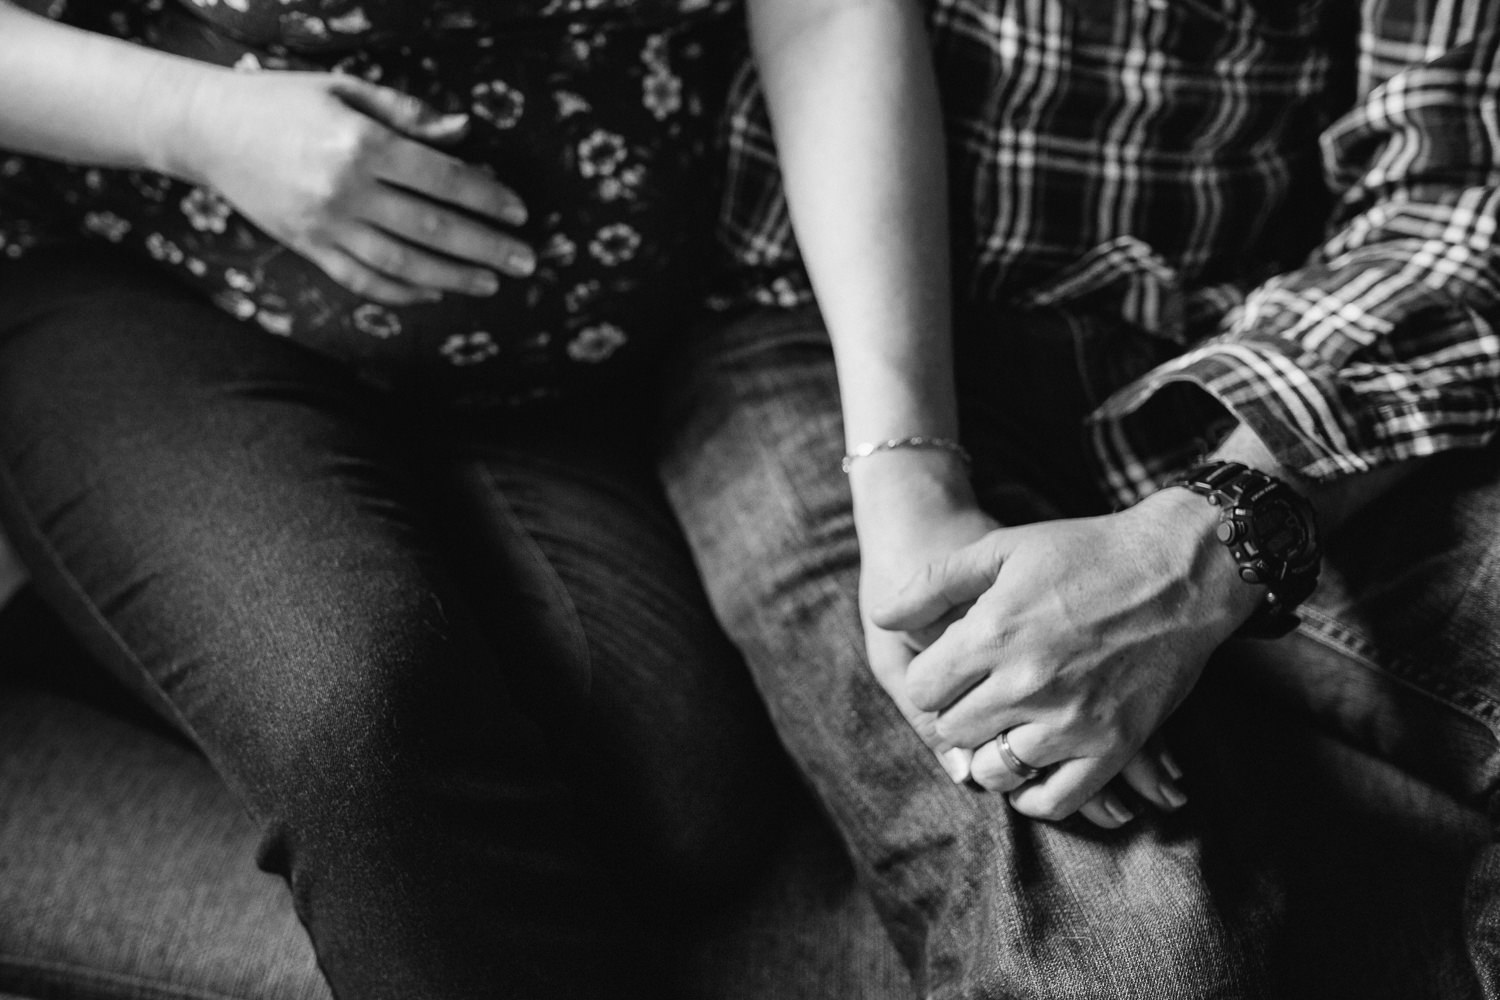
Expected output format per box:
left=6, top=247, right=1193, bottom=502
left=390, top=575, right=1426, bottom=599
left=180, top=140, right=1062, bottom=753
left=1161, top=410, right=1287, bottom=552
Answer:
left=872, top=489, right=1245, bottom=827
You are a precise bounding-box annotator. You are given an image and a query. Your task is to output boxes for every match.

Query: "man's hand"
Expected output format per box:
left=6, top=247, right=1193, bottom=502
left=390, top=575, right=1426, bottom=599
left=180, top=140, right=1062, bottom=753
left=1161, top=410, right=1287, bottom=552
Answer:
left=177, top=72, right=536, bottom=305
left=873, top=488, right=1257, bottom=824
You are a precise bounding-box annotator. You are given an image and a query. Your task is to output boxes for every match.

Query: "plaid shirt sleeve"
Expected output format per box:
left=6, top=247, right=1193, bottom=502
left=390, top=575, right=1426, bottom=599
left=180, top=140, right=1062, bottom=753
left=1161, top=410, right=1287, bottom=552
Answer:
left=707, top=56, right=816, bottom=311
left=1092, top=6, right=1500, bottom=505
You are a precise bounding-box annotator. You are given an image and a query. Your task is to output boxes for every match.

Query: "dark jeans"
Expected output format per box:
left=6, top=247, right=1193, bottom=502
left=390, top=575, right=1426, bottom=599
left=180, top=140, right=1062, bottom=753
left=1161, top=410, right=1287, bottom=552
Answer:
left=658, top=305, right=1500, bottom=1000
left=0, top=248, right=788, bottom=1000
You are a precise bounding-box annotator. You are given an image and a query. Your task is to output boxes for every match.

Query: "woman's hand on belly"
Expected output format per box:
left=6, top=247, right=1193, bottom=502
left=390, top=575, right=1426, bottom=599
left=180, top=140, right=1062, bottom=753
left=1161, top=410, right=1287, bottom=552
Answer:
left=175, top=71, right=537, bottom=306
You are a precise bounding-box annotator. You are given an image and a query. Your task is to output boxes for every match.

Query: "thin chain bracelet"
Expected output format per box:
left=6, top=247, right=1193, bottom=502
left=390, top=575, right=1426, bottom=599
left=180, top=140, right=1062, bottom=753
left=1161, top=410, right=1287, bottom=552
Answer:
left=841, top=436, right=973, bottom=474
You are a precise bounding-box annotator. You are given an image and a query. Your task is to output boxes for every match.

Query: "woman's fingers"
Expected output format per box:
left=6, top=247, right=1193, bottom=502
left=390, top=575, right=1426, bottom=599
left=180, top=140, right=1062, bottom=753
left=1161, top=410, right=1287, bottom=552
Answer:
left=377, top=136, right=529, bottom=228
left=308, top=245, right=437, bottom=307
left=972, top=733, right=1186, bottom=830
left=1075, top=746, right=1186, bottom=829
left=361, top=190, right=536, bottom=278
left=971, top=732, right=1138, bottom=828
left=340, top=221, right=502, bottom=298
left=1077, top=788, right=1136, bottom=829
left=330, top=77, right=472, bottom=146
left=1008, top=755, right=1125, bottom=823
left=200, top=72, right=537, bottom=300
left=1118, top=742, right=1188, bottom=813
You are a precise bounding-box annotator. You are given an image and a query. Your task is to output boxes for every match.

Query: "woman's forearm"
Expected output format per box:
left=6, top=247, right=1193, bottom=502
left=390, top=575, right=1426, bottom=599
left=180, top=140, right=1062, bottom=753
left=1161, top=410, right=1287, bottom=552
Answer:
left=749, top=0, right=958, bottom=452
left=0, top=1, right=224, bottom=180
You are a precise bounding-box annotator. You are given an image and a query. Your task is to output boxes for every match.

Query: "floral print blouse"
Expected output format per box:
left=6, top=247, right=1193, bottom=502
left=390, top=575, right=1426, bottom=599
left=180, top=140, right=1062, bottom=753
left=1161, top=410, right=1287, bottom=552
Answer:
left=0, top=0, right=739, bottom=407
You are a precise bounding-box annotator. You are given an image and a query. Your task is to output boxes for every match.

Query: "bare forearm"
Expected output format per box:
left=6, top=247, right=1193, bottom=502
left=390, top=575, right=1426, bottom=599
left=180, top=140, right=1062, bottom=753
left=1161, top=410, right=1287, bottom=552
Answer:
left=749, top=0, right=957, bottom=449
left=0, top=1, right=221, bottom=180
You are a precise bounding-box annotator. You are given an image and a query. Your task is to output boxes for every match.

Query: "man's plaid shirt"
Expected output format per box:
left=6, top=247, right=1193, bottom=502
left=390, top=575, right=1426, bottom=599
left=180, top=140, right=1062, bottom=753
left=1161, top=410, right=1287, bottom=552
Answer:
left=714, top=0, right=1500, bottom=505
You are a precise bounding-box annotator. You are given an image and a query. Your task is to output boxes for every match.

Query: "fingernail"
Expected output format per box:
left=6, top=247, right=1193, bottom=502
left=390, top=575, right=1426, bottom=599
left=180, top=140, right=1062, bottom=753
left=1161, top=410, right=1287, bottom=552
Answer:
left=1160, top=782, right=1189, bottom=809
left=1161, top=751, right=1184, bottom=781
left=502, top=202, right=528, bottom=226
left=941, top=747, right=971, bottom=784
left=1105, top=798, right=1135, bottom=825
left=475, top=272, right=500, bottom=295
left=507, top=250, right=536, bottom=277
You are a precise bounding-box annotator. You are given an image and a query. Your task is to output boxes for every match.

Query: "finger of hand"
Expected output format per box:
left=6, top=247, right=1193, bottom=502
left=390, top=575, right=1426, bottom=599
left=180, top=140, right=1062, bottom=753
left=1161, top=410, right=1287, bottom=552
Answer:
left=1076, top=787, right=1138, bottom=829
left=340, top=224, right=505, bottom=296
left=310, top=245, right=436, bottom=306
left=331, top=78, right=469, bottom=145
left=940, top=747, right=974, bottom=783
left=928, top=665, right=1036, bottom=746
left=403, top=111, right=471, bottom=146
left=903, top=599, right=973, bottom=651
left=1118, top=744, right=1188, bottom=813
left=869, top=531, right=1010, bottom=632
left=865, top=628, right=968, bottom=782
left=361, top=192, right=536, bottom=277
left=1007, top=755, right=1128, bottom=824
left=378, top=139, right=529, bottom=228
left=968, top=735, right=1034, bottom=793
left=903, top=613, right=1020, bottom=718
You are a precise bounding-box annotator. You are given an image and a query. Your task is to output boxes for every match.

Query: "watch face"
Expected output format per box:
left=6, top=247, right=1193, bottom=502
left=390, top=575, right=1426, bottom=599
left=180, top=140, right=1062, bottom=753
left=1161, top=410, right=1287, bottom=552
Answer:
left=1253, top=497, right=1314, bottom=557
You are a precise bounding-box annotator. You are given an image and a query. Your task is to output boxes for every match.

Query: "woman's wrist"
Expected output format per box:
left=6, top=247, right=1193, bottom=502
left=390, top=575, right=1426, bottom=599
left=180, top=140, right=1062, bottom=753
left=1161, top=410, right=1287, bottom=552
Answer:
left=849, top=445, right=979, bottom=531
left=144, top=58, right=233, bottom=184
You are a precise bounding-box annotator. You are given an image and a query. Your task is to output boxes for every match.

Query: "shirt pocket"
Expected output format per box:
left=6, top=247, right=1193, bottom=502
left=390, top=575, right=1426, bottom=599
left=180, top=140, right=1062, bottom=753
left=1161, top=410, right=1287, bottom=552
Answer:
left=1067, top=0, right=1333, bottom=64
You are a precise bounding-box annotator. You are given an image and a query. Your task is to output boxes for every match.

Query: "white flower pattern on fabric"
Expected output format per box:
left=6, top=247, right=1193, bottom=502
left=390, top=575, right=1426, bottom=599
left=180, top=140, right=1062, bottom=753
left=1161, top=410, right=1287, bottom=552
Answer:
left=641, top=70, right=682, bottom=120
left=577, top=130, right=628, bottom=178
left=83, top=211, right=131, bottom=242
left=554, top=91, right=591, bottom=118
left=471, top=80, right=526, bottom=129
left=145, top=233, right=184, bottom=264
left=256, top=310, right=294, bottom=335
left=327, top=8, right=372, bottom=32
left=588, top=223, right=641, bottom=266
left=567, top=322, right=628, bottom=362
left=182, top=188, right=232, bottom=233
left=353, top=303, right=402, bottom=338
left=282, top=13, right=330, bottom=40
left=541, top=232, right=578, bottom=267
left=213, top=289, right=257, bottom=320
left=564, top=279, right=602, bottom=313
left=440, top=331, right=501, bottom=366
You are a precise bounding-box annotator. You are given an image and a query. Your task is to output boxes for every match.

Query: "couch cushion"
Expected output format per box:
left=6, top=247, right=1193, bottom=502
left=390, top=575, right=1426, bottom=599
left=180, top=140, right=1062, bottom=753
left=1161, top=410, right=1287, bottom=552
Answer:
left=0, top=682, right=330, bottom=1000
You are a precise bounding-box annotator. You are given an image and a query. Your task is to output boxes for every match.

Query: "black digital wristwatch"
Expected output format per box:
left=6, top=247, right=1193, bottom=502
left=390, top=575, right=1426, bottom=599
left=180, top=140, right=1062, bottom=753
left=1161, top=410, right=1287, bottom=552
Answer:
left=1171, top=460, right=1322, bottom=639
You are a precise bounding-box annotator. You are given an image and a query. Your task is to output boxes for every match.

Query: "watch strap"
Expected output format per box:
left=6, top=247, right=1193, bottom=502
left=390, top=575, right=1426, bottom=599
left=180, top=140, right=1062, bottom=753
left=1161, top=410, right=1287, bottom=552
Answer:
left=1173, top=460, right=1321, bottom=639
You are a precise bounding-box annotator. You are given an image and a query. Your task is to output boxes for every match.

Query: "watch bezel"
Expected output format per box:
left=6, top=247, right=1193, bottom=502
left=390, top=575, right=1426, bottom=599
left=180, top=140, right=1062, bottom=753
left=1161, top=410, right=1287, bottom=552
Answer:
left=1172, top=461, right=1322, bottom=639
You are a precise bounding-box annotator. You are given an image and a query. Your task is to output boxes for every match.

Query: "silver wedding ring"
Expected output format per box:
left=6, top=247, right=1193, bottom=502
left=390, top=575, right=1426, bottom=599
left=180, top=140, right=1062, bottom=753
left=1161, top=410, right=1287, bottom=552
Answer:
left=998, top=730, right=1043, bottom=781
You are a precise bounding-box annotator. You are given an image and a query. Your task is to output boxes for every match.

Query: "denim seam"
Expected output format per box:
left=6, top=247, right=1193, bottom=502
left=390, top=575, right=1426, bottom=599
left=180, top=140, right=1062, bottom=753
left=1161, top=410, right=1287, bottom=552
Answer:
left=1297, top=603, right=1500, bottom=737
left=474, top=460, right=593, bottom=705
left=0, top=954, right=265, bottom=1000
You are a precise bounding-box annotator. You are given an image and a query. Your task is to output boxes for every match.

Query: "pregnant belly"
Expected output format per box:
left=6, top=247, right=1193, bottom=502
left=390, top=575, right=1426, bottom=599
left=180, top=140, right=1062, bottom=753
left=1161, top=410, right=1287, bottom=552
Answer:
left=23, top=3, right=729, bottom=408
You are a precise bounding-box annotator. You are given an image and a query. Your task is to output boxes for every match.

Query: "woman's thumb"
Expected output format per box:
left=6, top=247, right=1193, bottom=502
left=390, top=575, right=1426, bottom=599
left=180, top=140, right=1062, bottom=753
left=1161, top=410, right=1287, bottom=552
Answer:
left=331, top=77, right=469, bottom=144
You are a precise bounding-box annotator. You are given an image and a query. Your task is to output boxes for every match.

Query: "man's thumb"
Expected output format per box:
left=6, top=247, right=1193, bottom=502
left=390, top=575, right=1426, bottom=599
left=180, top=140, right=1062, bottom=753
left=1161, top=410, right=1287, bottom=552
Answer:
left=870, top=533, right=1008, bottom=632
